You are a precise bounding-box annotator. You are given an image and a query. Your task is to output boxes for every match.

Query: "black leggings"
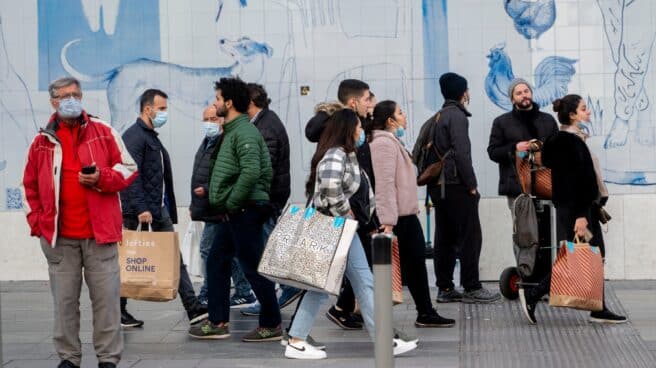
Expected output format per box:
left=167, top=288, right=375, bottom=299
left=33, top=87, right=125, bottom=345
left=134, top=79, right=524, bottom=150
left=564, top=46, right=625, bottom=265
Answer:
left=336, top=216, right=434, bottom=316
left=526, top=206, right=607, bottom=309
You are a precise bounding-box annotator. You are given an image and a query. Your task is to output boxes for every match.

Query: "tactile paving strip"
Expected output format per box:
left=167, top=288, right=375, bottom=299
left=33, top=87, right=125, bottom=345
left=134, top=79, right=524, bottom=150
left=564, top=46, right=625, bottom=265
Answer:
left=460, top=285, right=655, bottom=368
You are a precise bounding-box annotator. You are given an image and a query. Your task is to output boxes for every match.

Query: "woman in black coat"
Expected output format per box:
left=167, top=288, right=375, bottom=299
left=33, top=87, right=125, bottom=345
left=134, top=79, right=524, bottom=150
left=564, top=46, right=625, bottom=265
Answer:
left=518, top=94, right=626, bottom=325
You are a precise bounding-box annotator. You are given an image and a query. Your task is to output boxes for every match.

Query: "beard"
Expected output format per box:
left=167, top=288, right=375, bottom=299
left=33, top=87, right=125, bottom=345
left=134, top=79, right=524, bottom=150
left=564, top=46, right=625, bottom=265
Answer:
left=514, top=97, right=533, bottom=110
left=215, top=104, right=227, bottom=117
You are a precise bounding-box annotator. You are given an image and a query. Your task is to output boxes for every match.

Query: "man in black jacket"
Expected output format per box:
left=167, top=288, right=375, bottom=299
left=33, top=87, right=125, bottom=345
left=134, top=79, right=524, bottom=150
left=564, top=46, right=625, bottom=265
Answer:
left=487, top=79, right=558, bottom=315
left=191, top=106, right=256, bottom=308
left=120, top=89, right=207, bottom=328
left=238, top=83, right=303, bottom=314
left=487, top=78, right=558, bottom=202
left=429, top=73, right=501, bottom=304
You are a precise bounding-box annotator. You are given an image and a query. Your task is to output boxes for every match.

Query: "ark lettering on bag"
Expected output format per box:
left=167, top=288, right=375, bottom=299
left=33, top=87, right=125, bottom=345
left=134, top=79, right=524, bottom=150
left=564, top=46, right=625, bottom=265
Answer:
left=302, top=238, right=331, bottom=253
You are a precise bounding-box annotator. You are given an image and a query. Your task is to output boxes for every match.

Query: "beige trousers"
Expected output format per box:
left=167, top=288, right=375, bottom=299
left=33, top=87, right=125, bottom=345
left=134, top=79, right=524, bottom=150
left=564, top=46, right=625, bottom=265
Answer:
left=40, top=237, right=123, bottom=366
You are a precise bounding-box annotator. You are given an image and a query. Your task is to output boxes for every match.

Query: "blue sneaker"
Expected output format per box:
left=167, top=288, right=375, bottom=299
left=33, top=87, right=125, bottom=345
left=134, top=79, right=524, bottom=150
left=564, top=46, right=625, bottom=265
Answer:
left=278, top=287, right=304, bottom=308
left=240, top=302, right=261, bottom=316
left=230, top=293, right=257, bottom=308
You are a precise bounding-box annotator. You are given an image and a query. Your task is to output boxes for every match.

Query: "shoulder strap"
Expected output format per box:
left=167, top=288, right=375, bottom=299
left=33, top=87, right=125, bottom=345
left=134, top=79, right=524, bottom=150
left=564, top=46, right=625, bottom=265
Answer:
left=427, top=110, right=449, bottom=160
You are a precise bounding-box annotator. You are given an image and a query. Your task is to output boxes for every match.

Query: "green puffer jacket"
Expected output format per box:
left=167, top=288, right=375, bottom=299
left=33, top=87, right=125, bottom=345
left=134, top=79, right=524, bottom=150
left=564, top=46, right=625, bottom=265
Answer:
left=209, top=114, right=273, bottom=212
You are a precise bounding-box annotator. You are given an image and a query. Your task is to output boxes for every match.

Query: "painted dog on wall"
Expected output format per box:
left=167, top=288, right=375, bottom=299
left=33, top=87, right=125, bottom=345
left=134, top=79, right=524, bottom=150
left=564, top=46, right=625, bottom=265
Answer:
left=61, top=36, right=272, bottom=131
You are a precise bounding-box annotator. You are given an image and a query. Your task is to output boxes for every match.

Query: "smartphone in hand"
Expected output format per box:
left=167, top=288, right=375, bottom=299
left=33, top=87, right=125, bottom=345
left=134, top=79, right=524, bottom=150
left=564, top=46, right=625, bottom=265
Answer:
left=81, top=165, right=96, bottom=174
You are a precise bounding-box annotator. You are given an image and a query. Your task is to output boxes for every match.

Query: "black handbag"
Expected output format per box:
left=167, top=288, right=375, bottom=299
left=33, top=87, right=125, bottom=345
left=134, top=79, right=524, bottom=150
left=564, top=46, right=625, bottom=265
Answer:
left=597, top=206, right=611, bottom=224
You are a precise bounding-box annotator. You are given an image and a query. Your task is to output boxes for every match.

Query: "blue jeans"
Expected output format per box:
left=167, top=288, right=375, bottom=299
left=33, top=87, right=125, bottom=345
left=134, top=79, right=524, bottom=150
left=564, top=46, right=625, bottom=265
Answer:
left=288, top=234, right=375, bottom=340
left=230, top=258, right=252, bottom=298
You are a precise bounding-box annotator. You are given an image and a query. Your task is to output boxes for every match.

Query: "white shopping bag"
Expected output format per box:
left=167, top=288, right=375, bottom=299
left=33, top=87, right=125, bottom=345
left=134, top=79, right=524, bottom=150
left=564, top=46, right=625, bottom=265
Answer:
left=180, top=221, right=204, bottom=277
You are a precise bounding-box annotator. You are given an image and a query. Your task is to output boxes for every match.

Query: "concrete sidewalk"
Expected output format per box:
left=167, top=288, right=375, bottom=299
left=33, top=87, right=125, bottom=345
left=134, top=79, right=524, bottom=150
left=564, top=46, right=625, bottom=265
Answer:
left=1, top=280, right=655, bottom=368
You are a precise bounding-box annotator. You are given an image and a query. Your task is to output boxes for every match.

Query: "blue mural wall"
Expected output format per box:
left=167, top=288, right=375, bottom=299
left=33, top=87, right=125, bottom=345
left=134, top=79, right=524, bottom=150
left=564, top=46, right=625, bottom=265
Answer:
left=37, top=0, right=161, bottom=90
left=2, top=0, right=656, bottom=211
left=422, top=0, right=449, bottom=111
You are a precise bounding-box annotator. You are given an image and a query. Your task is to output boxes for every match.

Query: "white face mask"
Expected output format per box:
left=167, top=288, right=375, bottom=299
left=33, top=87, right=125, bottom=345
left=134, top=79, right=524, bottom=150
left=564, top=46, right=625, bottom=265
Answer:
left=58, top=97, right=83, bottom=119
left=203, top=122, right=221, bottom=137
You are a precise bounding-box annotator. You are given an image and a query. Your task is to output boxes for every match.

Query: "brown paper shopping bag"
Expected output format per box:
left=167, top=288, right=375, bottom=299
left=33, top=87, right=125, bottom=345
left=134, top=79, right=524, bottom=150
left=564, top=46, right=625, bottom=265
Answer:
left=119, top=227, right=180, bottom=301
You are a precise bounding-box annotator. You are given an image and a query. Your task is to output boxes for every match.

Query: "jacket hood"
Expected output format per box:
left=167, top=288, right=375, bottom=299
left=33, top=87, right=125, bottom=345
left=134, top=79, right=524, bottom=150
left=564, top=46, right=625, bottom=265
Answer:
left=314, top=101, right=344, bottom=115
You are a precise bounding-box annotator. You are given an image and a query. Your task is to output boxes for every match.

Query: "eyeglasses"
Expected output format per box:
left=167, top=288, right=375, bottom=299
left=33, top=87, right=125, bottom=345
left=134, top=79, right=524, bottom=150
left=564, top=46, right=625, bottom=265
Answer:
left=53, top=92, right=82, bottom=100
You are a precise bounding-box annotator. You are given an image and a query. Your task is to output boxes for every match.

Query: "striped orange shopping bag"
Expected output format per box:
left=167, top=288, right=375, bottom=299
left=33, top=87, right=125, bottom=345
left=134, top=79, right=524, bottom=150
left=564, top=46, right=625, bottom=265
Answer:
left=392, top=237, right=403, bottom=305
left=549, top=238, right=603, bottom=311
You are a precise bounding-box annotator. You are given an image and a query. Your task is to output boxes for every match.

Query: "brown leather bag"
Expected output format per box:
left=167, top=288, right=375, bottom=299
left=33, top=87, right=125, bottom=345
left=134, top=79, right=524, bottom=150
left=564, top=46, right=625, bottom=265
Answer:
left=516, top=147, right=552, bottom=199
left=416, top=144, right=451, bottom=186
left=416, top=111, right=451, bottom=186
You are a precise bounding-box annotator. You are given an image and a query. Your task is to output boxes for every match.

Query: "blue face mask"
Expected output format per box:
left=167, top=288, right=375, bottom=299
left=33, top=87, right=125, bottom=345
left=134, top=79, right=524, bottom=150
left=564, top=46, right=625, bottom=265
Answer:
left=395, top=127, right=405, bottom=138
left=152, top=111, right=168, bottom=128
left=203, top=122, right=221, bottom=138
left=58, top=97, right=83, bottom=119
left=356, top=130, right=365, bottom=148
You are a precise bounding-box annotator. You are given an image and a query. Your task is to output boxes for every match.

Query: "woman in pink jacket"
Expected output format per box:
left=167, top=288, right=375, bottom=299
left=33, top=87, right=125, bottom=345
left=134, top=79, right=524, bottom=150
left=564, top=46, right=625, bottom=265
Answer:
left=368, top=100, right=455, bottom=327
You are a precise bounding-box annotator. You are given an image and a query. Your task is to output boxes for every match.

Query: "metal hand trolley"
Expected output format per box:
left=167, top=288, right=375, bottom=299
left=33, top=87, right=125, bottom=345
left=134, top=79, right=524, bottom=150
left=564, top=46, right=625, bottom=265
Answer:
left=499, top=199, right=558, bottom=300
left=499, top=148, right=559, bottom=300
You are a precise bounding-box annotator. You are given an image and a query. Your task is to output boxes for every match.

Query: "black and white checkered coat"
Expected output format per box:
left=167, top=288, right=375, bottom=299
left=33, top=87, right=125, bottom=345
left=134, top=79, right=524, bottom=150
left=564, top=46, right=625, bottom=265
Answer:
left=312, top=147, right=374, bottom=218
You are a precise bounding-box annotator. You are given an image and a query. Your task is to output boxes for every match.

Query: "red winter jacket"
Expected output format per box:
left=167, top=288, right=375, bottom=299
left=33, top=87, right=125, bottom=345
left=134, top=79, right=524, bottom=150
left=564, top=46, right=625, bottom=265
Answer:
left=21, top=111, right=138, bottom=246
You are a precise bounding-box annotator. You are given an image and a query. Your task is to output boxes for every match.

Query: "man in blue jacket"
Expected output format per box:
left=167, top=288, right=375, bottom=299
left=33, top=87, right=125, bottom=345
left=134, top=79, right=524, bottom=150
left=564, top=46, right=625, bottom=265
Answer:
left=120, top=89, right=207, bottom=328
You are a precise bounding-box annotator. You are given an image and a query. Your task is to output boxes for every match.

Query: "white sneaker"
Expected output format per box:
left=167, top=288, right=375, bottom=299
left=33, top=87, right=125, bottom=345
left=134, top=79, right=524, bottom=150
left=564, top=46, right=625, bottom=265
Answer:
left=284, top=340, right=327, bottom=360
left=393, top=337, right=417, bottom=356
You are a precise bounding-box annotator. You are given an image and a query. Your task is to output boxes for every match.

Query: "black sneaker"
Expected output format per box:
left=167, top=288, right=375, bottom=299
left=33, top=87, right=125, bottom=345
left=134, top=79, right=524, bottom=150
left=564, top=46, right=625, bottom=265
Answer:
left=325, top=306, right=363, bottom=330
left=187, top=304, right=209, bottom=325
left=518, top=288, right=537, bottom=325
left=436, top=288, right=463, bottom=303
left=121, top=310, right=144, bottom=328
left=98, top=363, right=116, bottom=368
left=351, top=312, right=364, bottom=325
left=590, top=308, right=627, bottom=324
left=415, top=309, right=456, bottom=328
left=58, top=360, right=79, bottom=368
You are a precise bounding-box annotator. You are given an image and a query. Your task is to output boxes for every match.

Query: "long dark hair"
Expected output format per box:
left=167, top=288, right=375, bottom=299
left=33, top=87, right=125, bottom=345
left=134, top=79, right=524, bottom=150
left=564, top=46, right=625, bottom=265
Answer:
left=368, top=100, right=397, bottom=137
left=305, top=109, right=360, bottom=198
left=552, top=94, right=582, bottom=125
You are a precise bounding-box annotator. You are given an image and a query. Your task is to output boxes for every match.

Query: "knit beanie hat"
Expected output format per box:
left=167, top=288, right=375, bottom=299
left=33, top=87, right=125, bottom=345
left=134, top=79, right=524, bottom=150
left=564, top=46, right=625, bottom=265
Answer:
left=508, top=78, right=533, bottom=100
left=439, top=73, right=468, bottom=101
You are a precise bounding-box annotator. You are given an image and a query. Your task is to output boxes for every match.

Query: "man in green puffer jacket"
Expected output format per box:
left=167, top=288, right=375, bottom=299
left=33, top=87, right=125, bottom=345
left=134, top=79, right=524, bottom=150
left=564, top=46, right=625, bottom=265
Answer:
left=189, top=77, right=282, bottom=342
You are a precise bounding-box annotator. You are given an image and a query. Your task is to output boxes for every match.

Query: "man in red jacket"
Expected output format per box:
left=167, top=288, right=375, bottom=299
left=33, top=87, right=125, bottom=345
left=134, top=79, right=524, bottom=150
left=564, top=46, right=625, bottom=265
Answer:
left=21, top=77, right=138, bottom=368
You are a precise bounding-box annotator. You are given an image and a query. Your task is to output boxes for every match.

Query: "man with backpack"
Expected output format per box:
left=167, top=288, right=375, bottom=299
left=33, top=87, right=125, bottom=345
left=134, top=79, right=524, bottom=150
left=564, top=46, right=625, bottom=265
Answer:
left=419, top=73, right=501, bottom=304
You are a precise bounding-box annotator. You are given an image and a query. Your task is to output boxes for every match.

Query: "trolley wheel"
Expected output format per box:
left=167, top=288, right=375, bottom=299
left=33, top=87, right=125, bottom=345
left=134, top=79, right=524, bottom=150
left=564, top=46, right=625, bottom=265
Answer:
left=499, top=266, right=520, bottom=300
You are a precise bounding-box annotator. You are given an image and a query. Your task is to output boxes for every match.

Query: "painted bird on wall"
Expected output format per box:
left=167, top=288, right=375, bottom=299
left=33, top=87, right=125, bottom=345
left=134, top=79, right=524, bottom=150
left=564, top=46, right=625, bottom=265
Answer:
left=504, top=0, right=556, bottom=40
left=485, top=43, right=577, bottom=111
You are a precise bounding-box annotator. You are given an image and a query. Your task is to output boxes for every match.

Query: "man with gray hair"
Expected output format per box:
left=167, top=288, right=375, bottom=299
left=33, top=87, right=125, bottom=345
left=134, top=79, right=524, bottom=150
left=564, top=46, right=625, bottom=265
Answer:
left=21, top=77, right=138, bottom=368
